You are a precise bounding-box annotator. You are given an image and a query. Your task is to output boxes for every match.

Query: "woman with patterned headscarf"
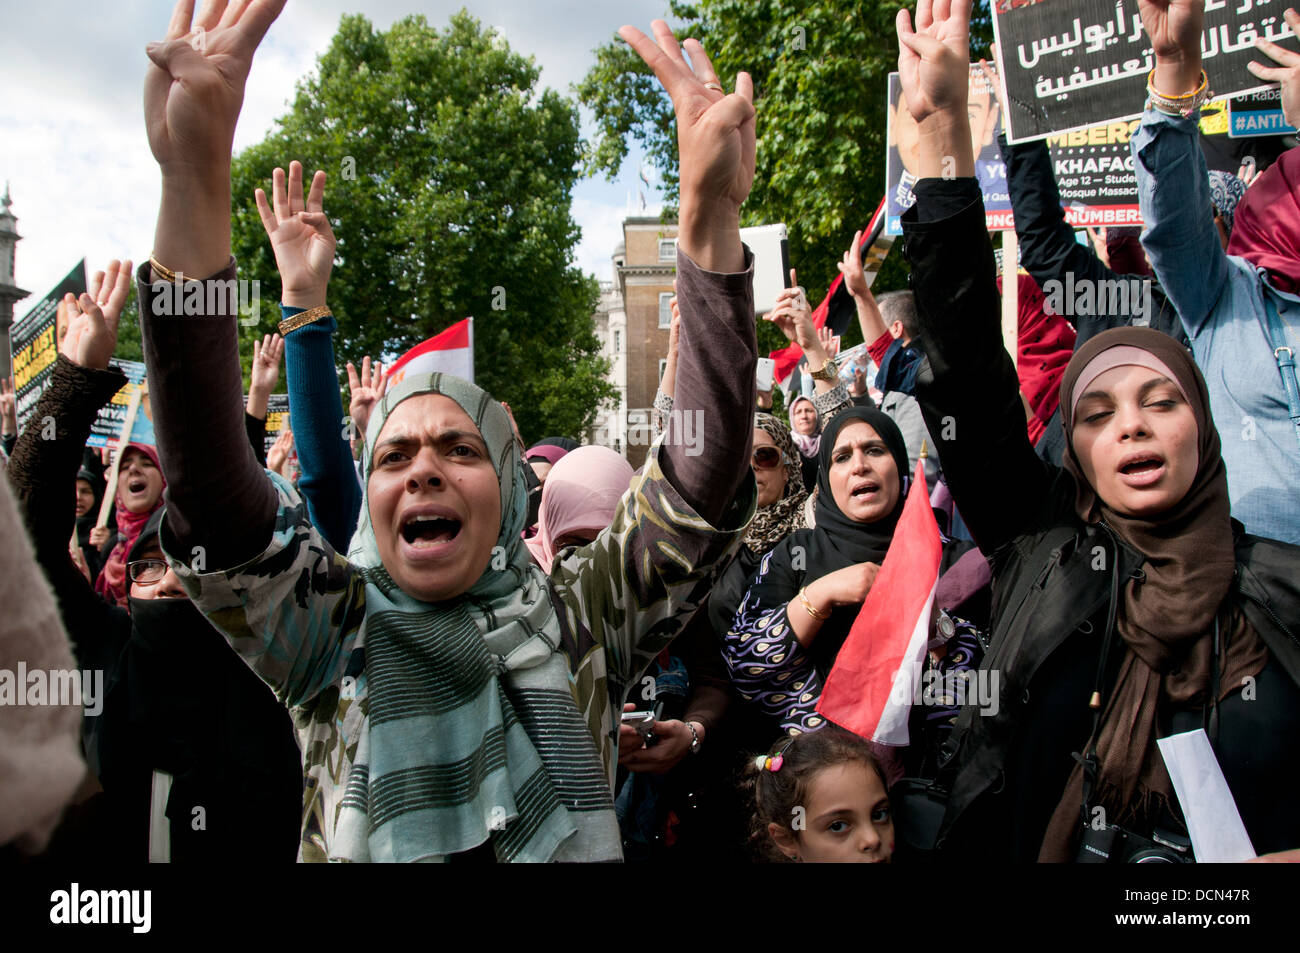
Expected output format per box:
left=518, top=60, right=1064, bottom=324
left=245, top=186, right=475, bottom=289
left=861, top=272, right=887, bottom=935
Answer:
left=132, top=3, right=761, bottom=862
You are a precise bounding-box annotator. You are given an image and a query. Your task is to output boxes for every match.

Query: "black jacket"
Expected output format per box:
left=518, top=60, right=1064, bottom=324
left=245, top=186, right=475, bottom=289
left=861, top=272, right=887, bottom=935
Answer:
left=7, top=356, right=301, bottom=863
left=998, top=134, right=1187, bottom=349
left=901, top=180, right=1300, bottom=860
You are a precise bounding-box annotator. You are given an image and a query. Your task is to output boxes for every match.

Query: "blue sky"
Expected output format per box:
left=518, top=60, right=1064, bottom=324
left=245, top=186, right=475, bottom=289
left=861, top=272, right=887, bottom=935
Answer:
left=0, top=0, right=671, bottom=312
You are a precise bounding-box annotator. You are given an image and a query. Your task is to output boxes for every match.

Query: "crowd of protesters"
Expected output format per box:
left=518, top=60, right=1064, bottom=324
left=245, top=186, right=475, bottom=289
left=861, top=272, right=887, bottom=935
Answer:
left=2, top=0, right=1299, bottom=865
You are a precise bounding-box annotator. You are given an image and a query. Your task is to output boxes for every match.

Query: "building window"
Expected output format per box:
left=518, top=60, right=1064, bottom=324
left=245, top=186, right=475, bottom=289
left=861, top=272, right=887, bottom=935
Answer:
left=659, top=358, right=667, bottom=381
left=612, top=329, right=621, bottom=354
left=658, top=238, right=676, bottom=262
left=658, top=292, right=673, bottom=328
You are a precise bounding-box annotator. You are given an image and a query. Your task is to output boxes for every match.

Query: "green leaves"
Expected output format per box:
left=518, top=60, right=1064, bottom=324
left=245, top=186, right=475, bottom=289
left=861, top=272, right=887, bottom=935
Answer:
left=232, top=11, right=615, bottom=441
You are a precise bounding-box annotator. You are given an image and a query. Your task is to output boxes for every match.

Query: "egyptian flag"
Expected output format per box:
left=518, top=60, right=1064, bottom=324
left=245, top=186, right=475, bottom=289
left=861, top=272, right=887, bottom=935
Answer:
left=387, top=317, right=474, bottom=385
left=816, top=457, right=941, bottom=745
left=771, top=199, right=894, bottom=391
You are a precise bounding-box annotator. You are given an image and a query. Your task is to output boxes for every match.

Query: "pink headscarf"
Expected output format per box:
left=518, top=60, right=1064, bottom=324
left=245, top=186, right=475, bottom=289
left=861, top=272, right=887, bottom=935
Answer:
left=94, top=443, right=166, bottom=607
left=524, top=446, right=634, bottom=568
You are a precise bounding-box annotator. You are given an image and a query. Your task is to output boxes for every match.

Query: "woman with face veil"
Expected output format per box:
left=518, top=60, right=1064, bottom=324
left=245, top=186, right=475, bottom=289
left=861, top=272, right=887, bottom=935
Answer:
left=134, top=3, right=758, bottom=862
left=893, top=0, right=1300, bottom=862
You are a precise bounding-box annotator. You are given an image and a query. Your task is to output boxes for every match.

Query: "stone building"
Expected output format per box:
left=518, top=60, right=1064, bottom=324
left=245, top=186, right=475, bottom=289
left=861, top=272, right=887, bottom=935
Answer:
left=0, top=185, right=32, bottom=379
left=587, top=215, right=678, bottom=468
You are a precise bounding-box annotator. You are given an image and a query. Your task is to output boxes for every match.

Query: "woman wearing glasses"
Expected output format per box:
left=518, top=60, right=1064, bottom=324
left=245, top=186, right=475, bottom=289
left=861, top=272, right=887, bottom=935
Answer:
left=6, top=259, right=301, bottom=863
left=722, top=406, right=983, bottom=784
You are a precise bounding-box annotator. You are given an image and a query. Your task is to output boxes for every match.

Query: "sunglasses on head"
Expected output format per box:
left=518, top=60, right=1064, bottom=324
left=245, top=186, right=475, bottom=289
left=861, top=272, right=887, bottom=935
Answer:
left=751, top=446, right=786, bottom=470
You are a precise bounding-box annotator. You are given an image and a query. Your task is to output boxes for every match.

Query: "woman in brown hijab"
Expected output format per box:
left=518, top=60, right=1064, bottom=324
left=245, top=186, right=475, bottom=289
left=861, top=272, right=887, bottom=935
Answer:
left=892, top=0, right=1300, bottom=862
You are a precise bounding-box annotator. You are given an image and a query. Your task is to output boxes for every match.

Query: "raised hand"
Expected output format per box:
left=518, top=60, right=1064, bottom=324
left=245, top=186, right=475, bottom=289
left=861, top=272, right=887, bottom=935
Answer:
left=817, top=325, right=841, bottom=359
left=346, top=357, right=387, bottom=442
left=837, top=230, right=870, bottom=300
left=1138, top=0, right=1204, bottom=63
left=764, top=269, right=818, bottom=352
left=255, top=162, right=336, bottom=309
left=0, top=378, right=15, bottom=437
left=619, top=20, right=754, bottom=272
left=1248, top=9, right=1300, bottom=130
left=267, top=425, right=293, bottom=476
left=249, top=332, right=283, bottom=402
left=58, top=260, right=134, bottom=371
left=144, top=0, right=288, bottom=176
left=896, top=0, right=974, bottom=125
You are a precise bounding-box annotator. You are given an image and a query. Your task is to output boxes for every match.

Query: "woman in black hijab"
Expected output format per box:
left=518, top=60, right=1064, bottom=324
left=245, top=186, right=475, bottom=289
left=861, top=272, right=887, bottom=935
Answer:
left=723, top=407, right=911, bottom=735
left=74, top=466, right=105, bottom=581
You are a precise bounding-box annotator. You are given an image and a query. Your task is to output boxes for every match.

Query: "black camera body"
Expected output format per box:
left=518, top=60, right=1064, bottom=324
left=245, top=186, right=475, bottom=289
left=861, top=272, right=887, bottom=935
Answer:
left=1076, top=822, right=1193, bottom=863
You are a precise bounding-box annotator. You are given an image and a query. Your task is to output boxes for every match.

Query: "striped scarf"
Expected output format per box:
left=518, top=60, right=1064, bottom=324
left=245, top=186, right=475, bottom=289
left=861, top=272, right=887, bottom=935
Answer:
left=339, top=372, right=619, bottom=862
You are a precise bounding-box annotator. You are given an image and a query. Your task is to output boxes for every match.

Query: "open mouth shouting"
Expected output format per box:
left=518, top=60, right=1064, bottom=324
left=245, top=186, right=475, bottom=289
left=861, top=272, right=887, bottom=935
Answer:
left=849, top=479, right=880, bottom=502
left=397, top=504, right=464, bottom=560
left=1117, top=451, right=1167, bottom=488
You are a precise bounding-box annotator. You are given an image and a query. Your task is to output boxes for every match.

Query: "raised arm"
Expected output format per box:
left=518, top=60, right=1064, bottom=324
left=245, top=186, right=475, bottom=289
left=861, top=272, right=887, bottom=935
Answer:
left=896, top=0, right=1052, bottom=554
left=244, top=332, right=282, bottom=467
left=6, top=262, right=133, bottom=665
left=139, top=0, right=285, bottom=569
left=619, top=20, right=756, bottom=526
left=1131, top=0, right=1229, bottom=338
left=255, top=161, right=362, bottom=552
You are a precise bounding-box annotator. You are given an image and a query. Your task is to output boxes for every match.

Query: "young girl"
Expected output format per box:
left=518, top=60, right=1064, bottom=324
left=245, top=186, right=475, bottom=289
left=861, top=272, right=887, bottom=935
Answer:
left=747, top=728, right=894, bottom=863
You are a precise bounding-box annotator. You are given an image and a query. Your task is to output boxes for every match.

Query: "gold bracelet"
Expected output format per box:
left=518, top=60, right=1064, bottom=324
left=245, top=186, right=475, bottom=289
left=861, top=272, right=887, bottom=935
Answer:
left=279, top=305, right=332, bottom=335
left=149, top=254, right=177, bottom=282
left=799, top=587, right=829, bottom=621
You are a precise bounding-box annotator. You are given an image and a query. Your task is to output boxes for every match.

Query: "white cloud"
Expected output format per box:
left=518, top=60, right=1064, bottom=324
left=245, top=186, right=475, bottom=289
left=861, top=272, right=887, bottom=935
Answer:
left=1, top=1, right=673, bottom=313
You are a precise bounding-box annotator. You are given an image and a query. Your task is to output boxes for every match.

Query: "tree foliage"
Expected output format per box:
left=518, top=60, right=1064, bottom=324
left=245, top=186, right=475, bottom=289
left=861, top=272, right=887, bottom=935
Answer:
left=230, top=10, right=616, bottom=441
left=578, top=0, right=994, bottom=354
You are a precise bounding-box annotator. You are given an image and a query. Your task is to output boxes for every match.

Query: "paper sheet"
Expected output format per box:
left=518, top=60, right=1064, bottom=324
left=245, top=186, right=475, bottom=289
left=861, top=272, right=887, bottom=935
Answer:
left=1157, top=729, right=1255, bottom=864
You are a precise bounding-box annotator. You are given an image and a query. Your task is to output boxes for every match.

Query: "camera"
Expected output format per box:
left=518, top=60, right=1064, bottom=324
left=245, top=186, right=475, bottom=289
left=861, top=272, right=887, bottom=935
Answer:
left=1076, top=822, right=1193, bottom=863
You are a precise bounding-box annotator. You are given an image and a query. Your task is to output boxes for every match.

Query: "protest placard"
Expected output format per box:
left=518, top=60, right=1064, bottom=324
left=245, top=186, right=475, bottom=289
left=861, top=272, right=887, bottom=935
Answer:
left=993, top=0, right=1300, bottom=143
left=262, top=392, right=290, bottom=460
left=1228, top=87, right=1298, bottom=136
left=9, top=260, right=85, bottom=432
left=86, top=360, right=156, bottom=450
left=886, top=67, right=1141, bottom=235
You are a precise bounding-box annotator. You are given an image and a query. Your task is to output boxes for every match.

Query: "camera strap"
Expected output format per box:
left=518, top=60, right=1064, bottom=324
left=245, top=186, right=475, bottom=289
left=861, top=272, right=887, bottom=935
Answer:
left=1076, top=534, right=1125, bottom=821
left=1201, top=616, right=1221, bottom=747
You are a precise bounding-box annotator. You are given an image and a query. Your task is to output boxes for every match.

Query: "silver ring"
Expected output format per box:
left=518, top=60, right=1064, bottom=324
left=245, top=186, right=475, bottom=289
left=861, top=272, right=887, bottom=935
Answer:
left=703, top=82, right=723, bottom=92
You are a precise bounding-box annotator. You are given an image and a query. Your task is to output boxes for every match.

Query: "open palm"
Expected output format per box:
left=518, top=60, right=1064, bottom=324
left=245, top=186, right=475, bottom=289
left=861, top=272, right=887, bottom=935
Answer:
left=255, top=162, right=336, bottom=306
left=144, top=0, right=287, bottom=172
left=897, top=0, right=973, bottom=123
left=619, top=21, right=755, bottom=213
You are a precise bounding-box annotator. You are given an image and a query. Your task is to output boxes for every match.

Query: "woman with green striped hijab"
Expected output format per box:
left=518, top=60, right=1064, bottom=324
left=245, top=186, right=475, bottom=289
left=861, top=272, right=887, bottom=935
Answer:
left=134, top=2, right=761, bottom=861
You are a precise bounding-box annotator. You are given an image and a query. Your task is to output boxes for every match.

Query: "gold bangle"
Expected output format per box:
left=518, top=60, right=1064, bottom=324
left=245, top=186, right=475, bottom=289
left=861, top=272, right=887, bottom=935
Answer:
left=149, top=254, right=177, bottom=282
left=279, top=305, right=332, bottom=335
left=799, top=587, right=829, bottom=621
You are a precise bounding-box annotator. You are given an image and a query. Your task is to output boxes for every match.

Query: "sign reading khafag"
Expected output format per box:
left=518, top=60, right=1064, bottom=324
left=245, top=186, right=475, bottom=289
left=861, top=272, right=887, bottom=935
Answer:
left=994, top=0, right=1300, bottom=143
left=886, top=67, right=1141, bottom=235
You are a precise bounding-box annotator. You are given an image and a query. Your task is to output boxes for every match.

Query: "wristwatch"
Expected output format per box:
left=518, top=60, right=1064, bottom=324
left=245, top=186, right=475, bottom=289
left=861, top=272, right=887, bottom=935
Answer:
left=685, top=721, right=702, bottom=754
left=809, top=358, right=839, bottom=383
left=928, top=608, right=957, bottom=649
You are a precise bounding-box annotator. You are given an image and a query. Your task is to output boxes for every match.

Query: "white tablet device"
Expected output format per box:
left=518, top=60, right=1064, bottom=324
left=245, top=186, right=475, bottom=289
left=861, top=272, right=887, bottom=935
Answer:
left=739, top=223, right=791, bottom=316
